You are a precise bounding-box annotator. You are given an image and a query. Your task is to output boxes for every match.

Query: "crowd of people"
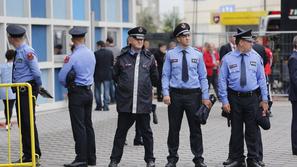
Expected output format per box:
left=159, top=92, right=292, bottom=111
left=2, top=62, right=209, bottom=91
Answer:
left=1, top=23, right=297, bottom=167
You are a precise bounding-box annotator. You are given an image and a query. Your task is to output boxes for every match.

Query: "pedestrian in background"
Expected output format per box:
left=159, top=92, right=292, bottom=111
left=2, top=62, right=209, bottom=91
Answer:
left=218, top=28, right=268, bottom=167
left=288, top=35, right=297, bottom=156
left=94, top=40, right=114, bottom=111
left=0, top=49, right=16, bottom=130
left=203, top=42, right=219, bottom=99
left=59, top=27, right=96, bottom=167
left=6, top=24, right=43, bottom=164
left=106, top=36, right=120, bottom=104
left=162, top=23, right=211, bottom=167
left=108, top=26, right=158, bottom=167
left=154, top=42, right=167, bottom=102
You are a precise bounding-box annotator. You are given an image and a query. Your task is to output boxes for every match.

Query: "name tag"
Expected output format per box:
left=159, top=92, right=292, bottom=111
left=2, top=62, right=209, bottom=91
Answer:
left=170, top=59, right=178, bottom=63
left=191, top=59, right=198, bottom=63
left=250, top=61, right=257, bottom=66
left=229, top=64, right=237, bottom=69
left=124, top=63, right=132, bottom=67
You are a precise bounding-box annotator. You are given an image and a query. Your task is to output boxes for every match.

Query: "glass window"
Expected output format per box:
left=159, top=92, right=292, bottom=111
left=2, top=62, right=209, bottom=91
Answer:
left=53, top=0, right=67, bottom=19
left=32, top=25, right=47, bottom=62
left=91, top=0, right=101, bottom=21
left=54, top=68, right=67, bottom=101
left=122, top=28, right=129, bottom=47
left=6, top=0, right=25, bottom=17
left=106, top=0, right=120, bottom=22
left=31, top=0, right=46, bottom=18
left=37, top=69, right=51, bottom=104
left=122, top=0, right=130, bottom=22
left=54, top=27, right=67, bottom=55
left=72, top=0, right=85, bottom=20
left=95, top=27, right=102, bottom=43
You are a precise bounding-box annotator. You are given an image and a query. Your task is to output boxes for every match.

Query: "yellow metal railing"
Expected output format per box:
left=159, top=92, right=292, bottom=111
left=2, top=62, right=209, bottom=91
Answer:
left=0, top=83, right=36, bottom=167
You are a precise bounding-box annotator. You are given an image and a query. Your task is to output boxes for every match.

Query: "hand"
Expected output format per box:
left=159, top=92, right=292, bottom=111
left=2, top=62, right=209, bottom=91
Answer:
left=202, top=99, right=212, bottom=109
left=223, top=104, right=231, bottom=113
left=260, top=101, right=269, bottom=116
left=163, top=96, right=171, bottom=105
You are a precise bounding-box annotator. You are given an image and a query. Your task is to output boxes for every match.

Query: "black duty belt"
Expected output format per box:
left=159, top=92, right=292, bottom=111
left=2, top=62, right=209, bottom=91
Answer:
left=170, top=87, right=201, bottom=94
left=228, top=88, right=260, bottom=97
left=71, top=85, right=92, bottom=90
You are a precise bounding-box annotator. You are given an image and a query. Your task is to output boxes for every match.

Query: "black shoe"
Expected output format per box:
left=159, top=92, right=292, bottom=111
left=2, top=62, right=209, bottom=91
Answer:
left=147, top=161, right=156, bottom=167
left=134, top=139, right=144, bottom=146
left=223, top=158, right=233, bottom=165
left=108, top=160, right=118, bottom=167
left=246, top=159, right=261, bottom=167
left=103, top=107, right=109, bottom=111
left=224, top=159, right=246, bottom=167
left=258, top=161, right=265, bottom=167
left=165, top=162, right=176, bottom=167
left=195, top=161, right=207, bottom=167
left=64, top=160, right=87, bottom=167
left=95, top=107, right=102, bottom=111
left=293, top=150, right=297, bottom=155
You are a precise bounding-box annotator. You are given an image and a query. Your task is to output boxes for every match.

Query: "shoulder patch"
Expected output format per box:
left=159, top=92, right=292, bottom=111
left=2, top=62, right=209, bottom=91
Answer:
left=64, top=56, right=70, bottom=63
left=27, top=53, right=34, bottom=60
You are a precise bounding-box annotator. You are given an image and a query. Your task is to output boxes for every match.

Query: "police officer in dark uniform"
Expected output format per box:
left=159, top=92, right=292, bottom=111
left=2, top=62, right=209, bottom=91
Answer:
left=108, top=26, right=158, bottom=167
left=218, top=28, right=269, bottom=167
left=288, top=35, right=297, bottom=156
left=6, top=24, right=42, bottom=164
left=162, top=23, right=211, bottom=167
left=59, top=27, right=96, bottom=167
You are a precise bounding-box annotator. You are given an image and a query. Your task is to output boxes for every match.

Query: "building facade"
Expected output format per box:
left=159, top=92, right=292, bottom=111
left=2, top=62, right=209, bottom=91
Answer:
left=183, top=0, right=280, bottom=46
left=0, top=0, right=136, bottom=111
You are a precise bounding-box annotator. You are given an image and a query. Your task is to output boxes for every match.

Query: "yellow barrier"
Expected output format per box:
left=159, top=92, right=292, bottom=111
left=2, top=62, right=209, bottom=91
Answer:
left=0, top=83, right=36, bottom=167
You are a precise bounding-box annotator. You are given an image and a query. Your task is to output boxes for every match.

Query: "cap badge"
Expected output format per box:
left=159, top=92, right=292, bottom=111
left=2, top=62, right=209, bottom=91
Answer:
left=138, top=27, right=143, bottom=32
left=181, top=23, right=186, bottom=28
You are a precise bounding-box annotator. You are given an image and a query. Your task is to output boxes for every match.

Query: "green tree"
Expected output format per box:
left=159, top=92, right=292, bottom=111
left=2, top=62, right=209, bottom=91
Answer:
left=162, top=11, right=182, bottom=33
left=137, top=8, right=158, bottom=33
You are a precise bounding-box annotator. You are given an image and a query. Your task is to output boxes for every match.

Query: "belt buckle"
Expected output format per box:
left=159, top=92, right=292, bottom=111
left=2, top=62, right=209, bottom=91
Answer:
left=20, top=86, right=26, bottom=92
left=237, top=92, right=240, bottom=96
left=249, top=91, right=253, bottom=96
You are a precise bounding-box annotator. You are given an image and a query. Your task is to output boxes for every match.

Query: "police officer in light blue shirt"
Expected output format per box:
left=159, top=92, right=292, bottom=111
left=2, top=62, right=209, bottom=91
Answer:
left=218, top=28, right=268, bottom=167
left=59, top=27, right=96, bottom=167
left=6, top=24, right=42, bottom=164
left=162, top=23, right=211, bottom=167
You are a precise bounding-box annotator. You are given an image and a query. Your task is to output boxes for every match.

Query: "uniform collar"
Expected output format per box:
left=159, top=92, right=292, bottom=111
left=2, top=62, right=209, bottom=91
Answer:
left=16, top=43, right=26, bottom=51
left=234, top=49, right=252, bottom=57
left=176, top=45, right=191, bottom=53
left=74, top=44, right=85, bottom=51
left=129, top=47, right=141, bottom=56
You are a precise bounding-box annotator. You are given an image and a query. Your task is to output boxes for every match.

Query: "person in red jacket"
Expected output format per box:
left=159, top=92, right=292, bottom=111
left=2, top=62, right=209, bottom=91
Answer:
left=203, top=42, right=220, bottom=98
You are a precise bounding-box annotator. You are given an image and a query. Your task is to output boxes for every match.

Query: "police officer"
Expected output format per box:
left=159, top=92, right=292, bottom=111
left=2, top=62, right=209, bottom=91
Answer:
left=218, top=28, right=269, bottom=167
left=288, top=35, right=297, bottom=156
left=108, top=26, right=158, bottom=167
left=59, top=27, right=96, bottom=167
left=162, top=23, right=211, bottom=167
left=6, top=24, right=42, bottom=164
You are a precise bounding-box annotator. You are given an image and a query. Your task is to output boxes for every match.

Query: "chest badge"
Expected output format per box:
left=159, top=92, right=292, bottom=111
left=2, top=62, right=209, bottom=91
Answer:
left=229, top=64, right=237, bottom=69
left=191, top=59, right=198, bottom=63
left=170, top=59, right=178, bottom=63
left=250, top=61, right=257, bottom=66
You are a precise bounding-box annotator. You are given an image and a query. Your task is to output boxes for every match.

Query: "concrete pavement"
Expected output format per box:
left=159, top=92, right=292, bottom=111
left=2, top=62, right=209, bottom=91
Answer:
left=0, top=100, right=297, bottom=167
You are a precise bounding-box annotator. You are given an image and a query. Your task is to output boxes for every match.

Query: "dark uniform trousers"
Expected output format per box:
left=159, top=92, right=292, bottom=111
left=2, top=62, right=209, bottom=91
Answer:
left=15, top=82, right=41, bottom=158
left=110, top=112, right=155, bottom=163
left=291, top=102, right=297, bottom=154
left=167, top=89, right=203, bottom=164
left=68, top=86, right=96, bottom=162
left=228, top=93, right=259, bottom=161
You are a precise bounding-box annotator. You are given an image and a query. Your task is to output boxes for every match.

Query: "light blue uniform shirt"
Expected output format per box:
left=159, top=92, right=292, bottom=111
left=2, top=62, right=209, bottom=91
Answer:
left=58, top=44, right=96, bottom=87
left=13, top=43, right=42, bottom=86
left=218, top=49, right=268, bottom=105
left=162, top=45, right=209, bottom=99
left=0, top=62, right=15, bottom=99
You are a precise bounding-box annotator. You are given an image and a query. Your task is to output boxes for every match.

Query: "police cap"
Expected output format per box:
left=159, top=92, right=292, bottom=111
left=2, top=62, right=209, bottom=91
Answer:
left=6, top=24, right=26, bottom=38
left=69, top=27, right=87, bottom=38
left=128, top=26, right=147, bottom=40
left=173, top=23, right=190, bottom=37
left=233, top=28, right=255, bottom=42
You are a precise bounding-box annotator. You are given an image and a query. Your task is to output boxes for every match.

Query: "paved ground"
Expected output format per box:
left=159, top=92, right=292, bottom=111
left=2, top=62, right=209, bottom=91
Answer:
left=0, top=100, right=297, bottom=167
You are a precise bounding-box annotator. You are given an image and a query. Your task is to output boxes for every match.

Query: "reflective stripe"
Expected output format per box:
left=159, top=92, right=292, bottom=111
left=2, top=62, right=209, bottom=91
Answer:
left=132, top=53, right=140, bottom=114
